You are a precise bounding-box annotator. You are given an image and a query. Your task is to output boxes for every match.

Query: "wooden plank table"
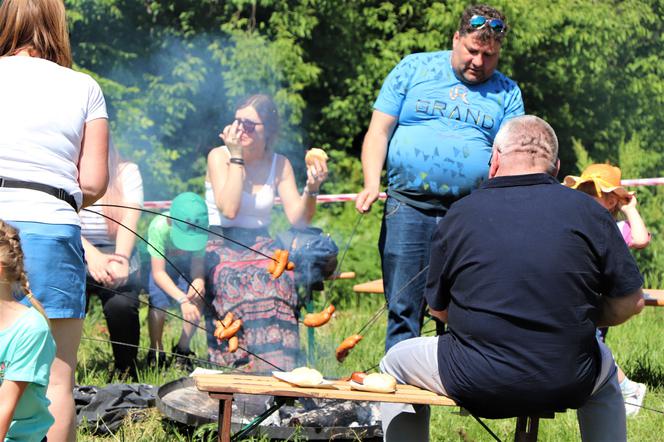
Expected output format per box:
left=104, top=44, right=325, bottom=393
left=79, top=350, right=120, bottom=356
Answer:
left=644, top=289, right=664, bottom=306
left=354, top=279, right=664, bottom=308
left=195, top=373, right=456, bottom=442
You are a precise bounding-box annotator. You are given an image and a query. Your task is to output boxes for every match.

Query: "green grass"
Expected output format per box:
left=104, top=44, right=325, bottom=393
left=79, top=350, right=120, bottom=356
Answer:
left=77, top=290, right=664, bottom=441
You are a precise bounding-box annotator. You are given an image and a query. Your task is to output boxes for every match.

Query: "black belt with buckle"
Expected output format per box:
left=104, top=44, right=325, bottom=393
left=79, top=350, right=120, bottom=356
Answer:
left=0, top=177, right=78, bottom=211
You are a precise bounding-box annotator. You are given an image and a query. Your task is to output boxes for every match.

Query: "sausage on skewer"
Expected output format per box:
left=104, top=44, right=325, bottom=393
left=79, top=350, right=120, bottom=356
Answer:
left=267, top=249, right=295, bottom=279
left=335, top=334, right=363, bottom=362
left=303, top=304, right=335, bottom=327
left=227, top=336, right=239, bottom=353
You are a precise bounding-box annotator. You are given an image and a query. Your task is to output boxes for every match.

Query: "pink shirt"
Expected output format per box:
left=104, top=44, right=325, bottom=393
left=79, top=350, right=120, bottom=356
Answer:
left=617, top=220, right=650, bottom=248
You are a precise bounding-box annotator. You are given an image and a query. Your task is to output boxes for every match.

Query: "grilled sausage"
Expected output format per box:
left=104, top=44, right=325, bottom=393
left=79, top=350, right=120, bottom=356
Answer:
left=303, top=304, right=335, bottom=327
left=218, top=319, right=242, bottom=340
left=227, top=336, right=239, bottom=353
left=335, top=334, right=363, bottom=362
left=221, top=311, right=234, bottom=328
left=350, top=371, right=367, bottom=384
left=269, top=249, right=293, bottom=279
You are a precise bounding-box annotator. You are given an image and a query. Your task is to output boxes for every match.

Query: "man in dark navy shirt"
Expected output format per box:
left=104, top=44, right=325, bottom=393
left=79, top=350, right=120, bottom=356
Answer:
left=379, top=115, right=644, bottom=442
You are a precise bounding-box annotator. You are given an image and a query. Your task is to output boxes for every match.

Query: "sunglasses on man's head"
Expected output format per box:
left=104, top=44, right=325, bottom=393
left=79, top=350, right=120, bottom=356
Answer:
left=469, top=15, right=506, bottom=33
left=235, top=118, right=263, bottom=134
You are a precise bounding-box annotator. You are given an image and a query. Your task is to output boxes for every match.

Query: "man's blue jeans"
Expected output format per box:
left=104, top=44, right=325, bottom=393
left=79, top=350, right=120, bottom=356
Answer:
left=379, top=197, right=446, bottom=351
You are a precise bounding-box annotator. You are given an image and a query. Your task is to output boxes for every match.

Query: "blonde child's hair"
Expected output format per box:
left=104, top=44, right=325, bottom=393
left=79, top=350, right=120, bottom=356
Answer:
left=0, top=219, right=50, bottom=325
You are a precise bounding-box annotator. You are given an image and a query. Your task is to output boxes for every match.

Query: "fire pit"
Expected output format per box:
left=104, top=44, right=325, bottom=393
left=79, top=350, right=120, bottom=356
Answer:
left=156, top=377, right=383, bottom=441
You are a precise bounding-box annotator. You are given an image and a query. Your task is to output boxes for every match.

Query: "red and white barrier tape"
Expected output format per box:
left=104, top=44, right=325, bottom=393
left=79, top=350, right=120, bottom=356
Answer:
left=143, top=192, right=388, bottom=209
left=144, top=178, right=664, bottom=209
left=621, top=177, right=664, bottom=187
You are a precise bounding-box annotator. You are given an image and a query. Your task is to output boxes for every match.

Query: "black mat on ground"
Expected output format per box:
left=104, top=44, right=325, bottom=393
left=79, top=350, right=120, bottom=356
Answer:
left=74, top=383, right=156, bottom=434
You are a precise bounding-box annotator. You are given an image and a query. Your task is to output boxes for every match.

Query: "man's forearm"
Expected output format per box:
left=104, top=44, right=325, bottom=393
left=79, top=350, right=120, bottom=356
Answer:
left=597, top=289, right=645, bottom=327
left=361, top=133, right=388, bottom=190
left=428, top=307, right=448, bottom=323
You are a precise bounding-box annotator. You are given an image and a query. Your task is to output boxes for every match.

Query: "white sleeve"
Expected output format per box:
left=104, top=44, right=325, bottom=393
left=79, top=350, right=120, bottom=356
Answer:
left=118, top=162, right=144, bottom=206
left=85, top=75, right=108, bottom=122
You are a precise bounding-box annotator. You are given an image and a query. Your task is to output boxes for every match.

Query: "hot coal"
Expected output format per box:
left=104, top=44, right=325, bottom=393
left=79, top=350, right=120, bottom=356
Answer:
left=284, top=400, right=375, bottom=428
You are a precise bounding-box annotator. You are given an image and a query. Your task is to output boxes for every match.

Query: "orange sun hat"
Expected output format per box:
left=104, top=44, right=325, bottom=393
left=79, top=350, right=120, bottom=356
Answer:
left=563, top=164, right=633, bottom=201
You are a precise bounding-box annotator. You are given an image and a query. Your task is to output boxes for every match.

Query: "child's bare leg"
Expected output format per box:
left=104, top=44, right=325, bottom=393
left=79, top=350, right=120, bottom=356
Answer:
left=47, top=318, right=83, bottom=442
left=176, top=315, right=199, bottom=351
left=148, top=308, right=165, bottom=351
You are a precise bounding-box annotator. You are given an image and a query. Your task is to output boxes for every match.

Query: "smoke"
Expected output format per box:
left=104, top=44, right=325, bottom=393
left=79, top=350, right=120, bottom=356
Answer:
left=96, top=31, right=309, bottom=201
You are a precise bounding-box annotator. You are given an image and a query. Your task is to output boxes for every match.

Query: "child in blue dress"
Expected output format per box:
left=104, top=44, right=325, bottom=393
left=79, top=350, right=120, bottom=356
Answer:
left=0, top=220, right=56, bottom=442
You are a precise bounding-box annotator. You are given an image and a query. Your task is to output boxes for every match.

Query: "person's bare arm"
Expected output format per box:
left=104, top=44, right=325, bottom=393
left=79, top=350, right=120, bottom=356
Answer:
left=620, top=196, right=649, bottom=249
left=0, top=380, right=28, bottom=440
left=81, top=236, right=113, bottom=286
left=207, top=145, right=245, bottom=219
left=209, top=121, right=252, bottom=219
left=355, top=110, right=397, bottom=213
left=428, top=307, right=448, bottom=323
left=186, top=256, right=206, bottom=305
left=152, top=256, right=201, bottom=323
left=78, top=118, right=109, bottom=208
left=151, top=257, right=187, bottom=303
left=105, top=202, right=140, bottom=288
left=279, top=155, right=328, bottom=226
left=597, top=288, right=645, bottom=327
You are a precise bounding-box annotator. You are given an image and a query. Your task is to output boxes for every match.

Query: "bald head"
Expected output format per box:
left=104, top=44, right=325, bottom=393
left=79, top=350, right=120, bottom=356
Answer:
left=491, top=115, right=559, bottom=176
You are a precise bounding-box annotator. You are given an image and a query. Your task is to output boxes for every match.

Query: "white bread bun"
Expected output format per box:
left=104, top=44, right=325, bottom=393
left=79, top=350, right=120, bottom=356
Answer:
left=289, top=367, right=323, bottom=385
left=362, top=373, right=397, bottom=393
left=305, top=148, right=328, bottom=166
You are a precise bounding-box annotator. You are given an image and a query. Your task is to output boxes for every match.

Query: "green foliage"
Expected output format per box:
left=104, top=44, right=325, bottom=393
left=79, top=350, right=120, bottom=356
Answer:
left=64, top=0, right=663, bottom=290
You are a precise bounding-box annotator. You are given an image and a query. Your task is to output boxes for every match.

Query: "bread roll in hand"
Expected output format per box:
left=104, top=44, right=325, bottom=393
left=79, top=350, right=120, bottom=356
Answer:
left=305, top=148, right=328, bottom=166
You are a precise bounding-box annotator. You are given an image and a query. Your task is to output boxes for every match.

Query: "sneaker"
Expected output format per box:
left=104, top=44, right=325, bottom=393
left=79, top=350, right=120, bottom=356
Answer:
left=146, top=349, right=168, bottom=368
left=171, top=345, right=196, bottom=372
left=624, top=382, right=647, bottom=417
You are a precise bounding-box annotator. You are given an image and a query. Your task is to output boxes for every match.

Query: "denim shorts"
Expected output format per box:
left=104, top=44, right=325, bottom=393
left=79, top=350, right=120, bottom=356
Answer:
left=148, top=272, right=190, bottom=310
left=10, top=221, right=86, bottom=319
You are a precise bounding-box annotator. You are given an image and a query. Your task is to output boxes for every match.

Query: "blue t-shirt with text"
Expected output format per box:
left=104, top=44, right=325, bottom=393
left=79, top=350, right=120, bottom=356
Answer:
left=374, top=50, right=524, bottom=209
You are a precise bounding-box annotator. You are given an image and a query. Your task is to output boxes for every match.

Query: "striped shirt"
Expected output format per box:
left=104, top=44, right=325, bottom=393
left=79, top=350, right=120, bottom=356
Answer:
left=80, top=162, right=143, bottom=246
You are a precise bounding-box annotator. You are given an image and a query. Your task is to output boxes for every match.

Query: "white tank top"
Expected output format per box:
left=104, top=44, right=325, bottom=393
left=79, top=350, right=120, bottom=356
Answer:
left=206, top=148, right=279, bottom=228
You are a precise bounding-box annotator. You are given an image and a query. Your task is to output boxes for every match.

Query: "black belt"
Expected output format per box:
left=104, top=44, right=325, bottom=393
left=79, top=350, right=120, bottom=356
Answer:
left=0, top=178, right=78, bottom=211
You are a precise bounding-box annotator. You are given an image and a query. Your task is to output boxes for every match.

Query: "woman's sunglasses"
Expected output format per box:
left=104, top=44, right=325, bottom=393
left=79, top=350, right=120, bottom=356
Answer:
left=235, top=118, right=264, bottom=134
left=469, top=15, right=506, bottom=34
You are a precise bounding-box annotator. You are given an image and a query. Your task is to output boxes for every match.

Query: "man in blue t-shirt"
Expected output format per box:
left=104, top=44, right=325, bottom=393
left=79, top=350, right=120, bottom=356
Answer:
left=356, top=4, right=524, bottom=351
left=378, top=115, right=644, bottom=441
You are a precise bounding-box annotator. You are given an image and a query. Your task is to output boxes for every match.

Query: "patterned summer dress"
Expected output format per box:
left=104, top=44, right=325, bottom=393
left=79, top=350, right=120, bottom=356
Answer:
left=205, top=236, right=300, bottom=373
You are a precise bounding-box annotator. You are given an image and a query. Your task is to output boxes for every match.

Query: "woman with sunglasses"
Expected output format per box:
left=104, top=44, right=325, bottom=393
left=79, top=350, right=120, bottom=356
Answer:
left=204, top=94, right=328, bottom=372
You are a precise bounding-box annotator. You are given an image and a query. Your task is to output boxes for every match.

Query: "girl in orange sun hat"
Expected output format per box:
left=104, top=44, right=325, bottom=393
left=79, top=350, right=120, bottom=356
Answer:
left=564, top=163, right=649, bottom=416
left=564, top=163, right=649, bottom=249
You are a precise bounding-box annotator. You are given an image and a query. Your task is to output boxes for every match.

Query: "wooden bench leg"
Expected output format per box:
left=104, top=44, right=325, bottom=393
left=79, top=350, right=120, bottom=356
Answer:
left=216, top=394, right=234, bottom=442
left=514, top=416, right=539, bottom=442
